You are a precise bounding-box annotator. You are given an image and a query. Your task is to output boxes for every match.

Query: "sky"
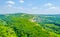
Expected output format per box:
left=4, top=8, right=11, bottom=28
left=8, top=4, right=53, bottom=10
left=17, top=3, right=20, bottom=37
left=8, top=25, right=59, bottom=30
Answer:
left=0, top=0, right=60, bottom=14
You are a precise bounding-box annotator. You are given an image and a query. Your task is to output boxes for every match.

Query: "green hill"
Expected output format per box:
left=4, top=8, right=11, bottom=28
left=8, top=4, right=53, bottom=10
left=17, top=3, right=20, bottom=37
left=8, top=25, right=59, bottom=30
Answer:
left=0, top=13, right=60, bottom=37
left=33, top=14, right=60, bottom=37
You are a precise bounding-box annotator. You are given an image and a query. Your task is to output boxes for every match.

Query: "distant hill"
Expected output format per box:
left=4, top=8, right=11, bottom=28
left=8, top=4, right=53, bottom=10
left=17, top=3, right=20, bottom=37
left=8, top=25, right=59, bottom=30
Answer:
left=0, top=13, right=60, bottom=37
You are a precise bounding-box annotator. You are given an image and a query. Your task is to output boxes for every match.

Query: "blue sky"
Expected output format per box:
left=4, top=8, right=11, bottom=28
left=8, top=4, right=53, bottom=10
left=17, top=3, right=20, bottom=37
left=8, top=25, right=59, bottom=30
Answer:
left=0, top=0, right=60, bottom=14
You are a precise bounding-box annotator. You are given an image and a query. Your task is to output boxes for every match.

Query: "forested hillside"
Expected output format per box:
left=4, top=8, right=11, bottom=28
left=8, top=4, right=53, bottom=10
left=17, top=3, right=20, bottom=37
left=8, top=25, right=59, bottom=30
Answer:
left=0, top=13, right=60, bottom=37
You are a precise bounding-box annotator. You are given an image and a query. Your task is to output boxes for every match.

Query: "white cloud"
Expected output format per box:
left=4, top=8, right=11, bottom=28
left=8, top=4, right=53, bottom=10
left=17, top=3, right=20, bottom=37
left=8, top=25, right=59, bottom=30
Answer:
left=6, top=1, right=15, bottom=5
left=6, top=1, right=15, bottom=7
left=44, top=3, right=58, bottom=10
left=7, top=4, right=13, bottom=7
left=14, top=7, right=24, bottom=10
left=49, top=6, right=57, bottom=9
left=44, top=3, right=53, bottom=7
left=19, top=0, right=24, bottom=3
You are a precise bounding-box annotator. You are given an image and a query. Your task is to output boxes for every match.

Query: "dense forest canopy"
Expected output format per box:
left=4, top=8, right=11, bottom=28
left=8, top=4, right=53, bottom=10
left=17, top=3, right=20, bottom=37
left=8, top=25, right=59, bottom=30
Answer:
left=0, top=13, right=60, bottom=37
